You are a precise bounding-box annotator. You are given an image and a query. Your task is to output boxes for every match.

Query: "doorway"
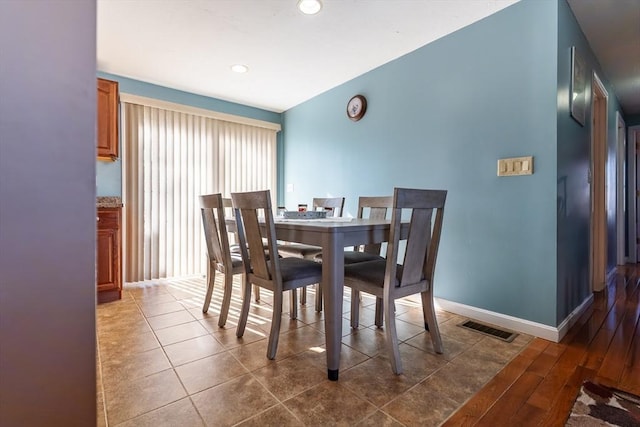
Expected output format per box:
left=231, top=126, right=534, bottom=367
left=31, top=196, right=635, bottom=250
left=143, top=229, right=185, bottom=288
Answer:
left=616, top=112, right=626, bottom=265
left=626, top=126, right=640, bottom=263
left=590, top=73, right=608, bottom=292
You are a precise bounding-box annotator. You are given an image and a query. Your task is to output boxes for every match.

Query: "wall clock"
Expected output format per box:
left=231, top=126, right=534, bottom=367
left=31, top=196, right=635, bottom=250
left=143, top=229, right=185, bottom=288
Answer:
left=346, top=95, right=367, bottom=121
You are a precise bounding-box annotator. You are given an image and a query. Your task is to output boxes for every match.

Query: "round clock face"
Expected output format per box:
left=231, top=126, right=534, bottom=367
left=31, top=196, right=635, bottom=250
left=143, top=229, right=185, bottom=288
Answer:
left=347, top=95, right=367, bottom=121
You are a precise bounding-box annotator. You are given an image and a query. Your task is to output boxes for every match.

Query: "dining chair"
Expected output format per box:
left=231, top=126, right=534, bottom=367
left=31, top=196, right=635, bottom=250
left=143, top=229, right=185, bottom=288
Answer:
left=341, top=195, right=393, bottom=329
left=313, top=195, right=392, bottom=328
left=199, top=193, right=244, bottom=327
left=224, top=197, right=261, bottom=303
left=231, top=189, right=323, bottom=359
left=343, top=188, right=447, bottom=374
left=277, top=196, right=345, bottom=311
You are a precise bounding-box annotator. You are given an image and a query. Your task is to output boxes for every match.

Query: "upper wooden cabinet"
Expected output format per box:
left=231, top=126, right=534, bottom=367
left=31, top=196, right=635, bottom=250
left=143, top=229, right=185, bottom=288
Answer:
left=97, top=78, right=119, bottom=160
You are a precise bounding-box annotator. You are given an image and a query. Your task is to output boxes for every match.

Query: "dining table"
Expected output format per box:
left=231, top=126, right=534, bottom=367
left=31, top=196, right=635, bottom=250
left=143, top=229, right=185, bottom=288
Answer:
left=272, top=217, right=402, bottom=381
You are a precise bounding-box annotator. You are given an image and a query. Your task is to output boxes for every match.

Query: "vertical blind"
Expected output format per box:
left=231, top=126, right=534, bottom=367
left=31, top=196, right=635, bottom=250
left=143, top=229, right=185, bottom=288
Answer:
left=122, top=102, right=278, bottom=282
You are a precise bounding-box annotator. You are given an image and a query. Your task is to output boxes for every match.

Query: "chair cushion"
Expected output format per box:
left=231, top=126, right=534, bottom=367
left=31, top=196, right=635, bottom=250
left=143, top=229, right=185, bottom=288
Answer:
left=344, top=259, right=387, bottom=287
left=278, top=257, right=322, bottom=282
left=345, top=251, right=384, bottom=264
left=315, top=250, right=383, bottom=264
left=215, top=254, right=244, bottom=273
left=277, top=243, right=322, bottom=259
left=230, top=255, right=244, bottom=268
left=344, top=259, right=407, bottom=288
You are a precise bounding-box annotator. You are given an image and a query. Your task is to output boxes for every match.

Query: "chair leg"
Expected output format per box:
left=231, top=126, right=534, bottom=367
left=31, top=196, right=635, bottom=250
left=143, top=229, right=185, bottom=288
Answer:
left=301, top=286, right=307, bottom=305
left=350, top=289, right=360, bottom=329
left=315, top=283, right=323, bottom=312
left=421, top=290, right=443, bottom=354
left=217, top=272, right=234, bottom=327
left=289, top=289, right=298, bottom=319
left=384, top=295, right=403, bottom=375
left=267, top=291, right=283, bottom=359
left=374, top=297, right=383, bottom=328
left=253, top=285, right=261, bottom=302
left=202, top=264, right=216, bottom=313
left=235, top=276, right=252, bottom=338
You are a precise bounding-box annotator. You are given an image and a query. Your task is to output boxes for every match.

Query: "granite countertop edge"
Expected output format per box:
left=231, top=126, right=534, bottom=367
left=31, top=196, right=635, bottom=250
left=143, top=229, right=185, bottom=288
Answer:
left=97, top=196, right=123, bottom=208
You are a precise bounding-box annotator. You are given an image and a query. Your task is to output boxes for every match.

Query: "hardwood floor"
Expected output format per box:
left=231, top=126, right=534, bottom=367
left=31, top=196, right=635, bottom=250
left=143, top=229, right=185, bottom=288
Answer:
left=442, top=264, right=640, bottom=426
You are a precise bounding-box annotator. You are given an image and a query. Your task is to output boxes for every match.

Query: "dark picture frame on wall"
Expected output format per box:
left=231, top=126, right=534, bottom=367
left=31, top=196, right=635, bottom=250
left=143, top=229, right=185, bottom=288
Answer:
left=570, top=46, right=587, bottom=126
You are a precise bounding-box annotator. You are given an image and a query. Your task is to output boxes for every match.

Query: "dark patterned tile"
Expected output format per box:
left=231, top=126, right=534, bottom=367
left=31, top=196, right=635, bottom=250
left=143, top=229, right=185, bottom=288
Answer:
left=383, top=378, right=460, bottom=427
left=154, top=320, right=209, bottom=346
left=191, top=375, right=277, bottom=426
left=163, top=334, right=225, bottom=367
left=284, top=381, right=376, bottom=426
left=175, top=351, right=248, bottom=394
left=356, top=410, right=404, bottom=426
left=252, top=353, right=326, bottom=400
left=114, top=398, right=204, bottom=427
left=236, top=404, right=303, bottom=427
left=104, top=369, right=187, bottom=425
left=342, top=344, right=447, bottom=406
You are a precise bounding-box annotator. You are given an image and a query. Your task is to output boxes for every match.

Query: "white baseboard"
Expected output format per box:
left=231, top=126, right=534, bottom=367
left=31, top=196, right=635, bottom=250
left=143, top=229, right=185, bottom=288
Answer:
left=434, top=295, right=594, bottom=343
left=555, top=294, right=594, bottom=341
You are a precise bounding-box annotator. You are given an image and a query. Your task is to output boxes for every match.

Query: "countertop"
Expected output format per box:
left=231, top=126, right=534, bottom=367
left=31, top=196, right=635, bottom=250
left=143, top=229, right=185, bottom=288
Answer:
left=97, top=196, right=123, bottom=208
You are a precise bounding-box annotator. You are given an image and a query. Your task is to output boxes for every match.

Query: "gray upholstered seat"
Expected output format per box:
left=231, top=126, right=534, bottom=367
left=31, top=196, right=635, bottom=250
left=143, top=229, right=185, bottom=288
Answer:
left=342, top=251, right=384, bottom=264
left=228, top=256, right=244, bottom=268
left=232, top=189, right=323, bottom=360
left=277, top=257, right=325, bottom=281
left=343, top=188, right=447, bottom=374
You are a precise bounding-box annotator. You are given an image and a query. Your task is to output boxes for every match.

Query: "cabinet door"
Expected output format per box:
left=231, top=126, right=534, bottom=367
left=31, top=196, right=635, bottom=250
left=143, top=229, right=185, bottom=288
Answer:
left=97, top=78, right=119, bottom=160
left=97, top=208, right=122, bottom=302
left=96, top=227, right=120, bottom=292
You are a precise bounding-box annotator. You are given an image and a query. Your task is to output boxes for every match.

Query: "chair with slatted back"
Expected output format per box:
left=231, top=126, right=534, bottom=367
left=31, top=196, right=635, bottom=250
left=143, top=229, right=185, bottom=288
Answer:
left=277, top=197, right=345, bottom=311
left=343, top=188, right=447, bottom=374
left=223, top=197, right=262, bottom=303
left=313, top=196, right=392, bottom=327
left=231, top=189, right=323, bottom=359
left=199, top=193, right=244, bottom=327
left=342, top=196, right=393, bottom=329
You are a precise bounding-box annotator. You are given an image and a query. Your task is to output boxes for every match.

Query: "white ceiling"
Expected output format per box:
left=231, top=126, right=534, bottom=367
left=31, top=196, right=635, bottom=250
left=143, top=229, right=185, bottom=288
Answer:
left=567, top=0, right=640, bottom=115
left=97, top=0, right=518, bottom=112
left=98, top=0, right=639, bottom=115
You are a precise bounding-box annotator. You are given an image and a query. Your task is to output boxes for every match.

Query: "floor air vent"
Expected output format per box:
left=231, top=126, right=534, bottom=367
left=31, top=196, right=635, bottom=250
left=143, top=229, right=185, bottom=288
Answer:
left=459, top=320, right=517, bottom=343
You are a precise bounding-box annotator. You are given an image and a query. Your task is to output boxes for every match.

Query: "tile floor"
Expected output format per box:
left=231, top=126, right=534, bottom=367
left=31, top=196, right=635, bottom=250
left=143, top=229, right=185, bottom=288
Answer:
left=97, top=276, right=532, bottom=426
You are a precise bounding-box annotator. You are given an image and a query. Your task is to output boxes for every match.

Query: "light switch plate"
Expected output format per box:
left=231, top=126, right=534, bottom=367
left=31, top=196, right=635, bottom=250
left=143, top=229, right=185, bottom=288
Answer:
left=497, top=156, right=534, bottom=176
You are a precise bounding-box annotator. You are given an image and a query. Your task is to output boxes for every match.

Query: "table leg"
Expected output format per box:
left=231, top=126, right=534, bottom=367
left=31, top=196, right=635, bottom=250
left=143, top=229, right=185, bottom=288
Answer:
left=322, top=232, right=343, bottom=381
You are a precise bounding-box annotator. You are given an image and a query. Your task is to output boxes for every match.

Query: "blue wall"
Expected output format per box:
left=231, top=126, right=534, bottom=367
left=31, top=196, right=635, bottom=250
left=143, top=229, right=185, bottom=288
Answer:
left=95, top=72, right=283, bottom=197
left=556, top=0, right=624, bottom=322
left=283, top=0, right=559, bottom=326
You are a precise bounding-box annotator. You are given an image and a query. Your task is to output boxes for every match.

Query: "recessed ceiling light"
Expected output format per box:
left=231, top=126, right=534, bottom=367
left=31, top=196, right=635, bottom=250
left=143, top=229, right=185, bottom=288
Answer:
left=297, top=0, right=322, bottom=15
left=231, top=64, right=248, bottom=73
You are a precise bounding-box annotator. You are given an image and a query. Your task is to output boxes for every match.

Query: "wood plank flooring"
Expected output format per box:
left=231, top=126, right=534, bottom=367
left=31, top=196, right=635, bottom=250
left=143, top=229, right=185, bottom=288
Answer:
left=442, top=264, right=640, bottom=427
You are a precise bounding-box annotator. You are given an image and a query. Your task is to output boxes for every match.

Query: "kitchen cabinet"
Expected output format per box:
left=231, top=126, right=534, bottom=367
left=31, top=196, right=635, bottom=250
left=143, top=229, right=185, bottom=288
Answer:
left=97, top=207, right=122, bottom=303
left=97, top=78, right=119, bottom=160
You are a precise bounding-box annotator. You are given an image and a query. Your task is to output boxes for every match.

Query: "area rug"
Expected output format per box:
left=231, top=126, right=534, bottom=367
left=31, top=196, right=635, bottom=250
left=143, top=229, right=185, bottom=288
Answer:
left=566, top=381, right=640, bottom=426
